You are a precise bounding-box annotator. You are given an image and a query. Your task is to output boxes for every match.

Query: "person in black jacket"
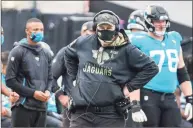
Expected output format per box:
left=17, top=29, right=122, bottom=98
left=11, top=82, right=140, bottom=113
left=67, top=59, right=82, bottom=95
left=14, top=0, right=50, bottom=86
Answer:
left=80, top=21, right=95, bottom=36
left=53, top=21, right=95, bottom=128
left=5, top=18, right=53, bottom=127
left=64, top=10, right=159, bottom=128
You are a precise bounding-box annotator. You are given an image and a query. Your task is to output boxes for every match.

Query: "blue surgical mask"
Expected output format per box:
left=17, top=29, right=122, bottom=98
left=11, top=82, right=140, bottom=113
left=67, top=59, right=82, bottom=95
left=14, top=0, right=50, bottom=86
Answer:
left=30, top=32, right=44, bottom=43
left=1, top=35, right=4, bottom=45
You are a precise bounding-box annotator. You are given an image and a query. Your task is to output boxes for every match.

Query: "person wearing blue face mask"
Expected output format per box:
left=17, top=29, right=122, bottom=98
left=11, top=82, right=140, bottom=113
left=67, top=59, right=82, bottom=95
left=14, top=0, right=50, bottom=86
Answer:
left=6, top=18, right=53, bottom=127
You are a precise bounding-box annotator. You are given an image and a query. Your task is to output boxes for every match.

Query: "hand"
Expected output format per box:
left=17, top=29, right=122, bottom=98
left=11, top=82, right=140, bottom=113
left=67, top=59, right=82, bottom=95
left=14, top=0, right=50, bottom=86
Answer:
left=9, top=91, right=20, bottom=103
left=184, top=103, right=192, bottom=120
left=132, top=109, right=147, bottom=122
left=58, top=95, right=69, bottom=107
left=131, top=100, right=147, bottom=122
left=1, top=107, right=8, bottom=116
left=123, top=86, right=130, bottom=98
left=33, top=91, right=47, bottom=102
left=44, top=90, right=51, bottom=102
left=184, top=95, right=193, bottom=121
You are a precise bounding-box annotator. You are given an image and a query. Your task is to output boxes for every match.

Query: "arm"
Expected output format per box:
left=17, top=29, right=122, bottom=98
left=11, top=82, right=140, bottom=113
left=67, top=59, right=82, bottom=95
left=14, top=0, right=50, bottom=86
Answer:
left=174, top=88, right=188, bottom=119
left=64, top=39, right=79, bottom=80
left=46, top=52, right=54, bottom=93
left=128, top=34, right=144, bottom=101
left=1, top=84, right=11, bottom=97
left=178, top=47, right=192, bottom=96
left=129, top=89, right=140, bottom=101
left=54, top=41, right=78, bottom=99
left=52, top=48, right=67, bottom=93
left=177, top=46, right=193, bottom=120
left=1, top=75, right=20, bottom=102
left=123, top=44, right=156, bottom=123
left=5, top=47, right=35, bottom=97
left=1, top=74, right=11, bottom=96
left=126, top=44, right=159, bottom=92
left=1, top=106, right=10, bottom=117
left=57, top=40, right=79, bottom=107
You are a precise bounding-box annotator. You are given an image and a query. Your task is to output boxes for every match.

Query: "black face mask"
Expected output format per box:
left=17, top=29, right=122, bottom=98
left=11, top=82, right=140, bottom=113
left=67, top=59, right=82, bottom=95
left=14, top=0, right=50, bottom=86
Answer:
left=97, top=29, right=116, bottom=42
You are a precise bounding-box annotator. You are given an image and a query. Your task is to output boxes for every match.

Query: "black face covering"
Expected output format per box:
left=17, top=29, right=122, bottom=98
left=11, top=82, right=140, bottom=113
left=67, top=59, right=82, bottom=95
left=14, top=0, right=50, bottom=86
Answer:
left=97, top=29, right=116, bottom=42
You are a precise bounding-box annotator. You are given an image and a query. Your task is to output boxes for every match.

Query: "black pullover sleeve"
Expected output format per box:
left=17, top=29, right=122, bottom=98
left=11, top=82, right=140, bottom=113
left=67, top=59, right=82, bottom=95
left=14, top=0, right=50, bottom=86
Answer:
left=64, top=39, right=79, bottom=81
left=46, top=52, right=53, bottom=92
left=6, top=47, right=35, bottom=97
left=52, top=47, right=67, bottom=95
left=40, top=47, right=54, bottom=93
left=6, top=79, right=35, bottom=97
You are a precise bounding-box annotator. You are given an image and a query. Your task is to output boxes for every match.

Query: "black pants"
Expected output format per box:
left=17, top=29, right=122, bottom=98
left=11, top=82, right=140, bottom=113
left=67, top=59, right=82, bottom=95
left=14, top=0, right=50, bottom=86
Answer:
left=69, top=112, right=125, bottom=128
left=11, top=105, right=46, bottom=127
left=46, top=112, right=63, bottom=128
left=1, top=117, right=12, bottom=128
left=140, top=88, right=182, bottom=127
left=181, top=119, right=192, bottom=127
left=68, top=107, right=125, bottom=128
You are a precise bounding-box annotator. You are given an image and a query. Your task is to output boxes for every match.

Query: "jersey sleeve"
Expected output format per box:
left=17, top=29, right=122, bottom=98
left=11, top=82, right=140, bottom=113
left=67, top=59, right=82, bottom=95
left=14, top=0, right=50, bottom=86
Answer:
left=170, top=31, right=183, bottom=55
left=173, top=31, right=183, bottom=43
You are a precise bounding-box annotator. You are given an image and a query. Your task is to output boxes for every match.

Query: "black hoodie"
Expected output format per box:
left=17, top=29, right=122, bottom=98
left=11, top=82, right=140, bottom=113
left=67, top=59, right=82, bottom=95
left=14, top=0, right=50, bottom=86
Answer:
left=6, top=38, right=53, bottom=111
left=64, top=29, right=159, bottom=107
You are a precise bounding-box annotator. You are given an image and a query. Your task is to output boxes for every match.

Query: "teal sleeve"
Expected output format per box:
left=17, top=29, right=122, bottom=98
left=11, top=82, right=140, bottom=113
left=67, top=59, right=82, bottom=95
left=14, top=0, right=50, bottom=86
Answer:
left=172, top=31, right=183, bottom=43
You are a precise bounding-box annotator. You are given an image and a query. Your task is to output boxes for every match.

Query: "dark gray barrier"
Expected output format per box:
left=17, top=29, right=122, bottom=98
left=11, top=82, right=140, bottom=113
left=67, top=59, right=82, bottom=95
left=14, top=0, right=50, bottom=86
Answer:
left=38, top=14, right=69, bottom=54
left=67, top=16, right=94, bottom=43
left=1, top=9, right=18, bottom=51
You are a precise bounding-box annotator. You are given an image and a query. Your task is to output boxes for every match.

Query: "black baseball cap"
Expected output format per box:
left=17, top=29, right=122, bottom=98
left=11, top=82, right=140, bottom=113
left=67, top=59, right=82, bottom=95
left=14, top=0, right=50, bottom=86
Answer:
left=81, top=21, right=94, bottom=32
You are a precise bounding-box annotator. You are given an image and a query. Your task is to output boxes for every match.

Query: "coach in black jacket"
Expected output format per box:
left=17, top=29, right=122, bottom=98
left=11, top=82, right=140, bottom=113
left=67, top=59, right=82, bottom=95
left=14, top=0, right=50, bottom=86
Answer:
left=64, top=10, right=159, bottom=127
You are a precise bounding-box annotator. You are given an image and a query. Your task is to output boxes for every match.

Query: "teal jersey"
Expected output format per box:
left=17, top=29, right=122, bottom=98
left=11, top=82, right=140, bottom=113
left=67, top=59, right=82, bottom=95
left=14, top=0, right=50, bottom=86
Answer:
left=130, top=31, right=182, bottom=93
left=1, top=74, right=11, bottom=109
left=47, top=93, right=57, bottom=113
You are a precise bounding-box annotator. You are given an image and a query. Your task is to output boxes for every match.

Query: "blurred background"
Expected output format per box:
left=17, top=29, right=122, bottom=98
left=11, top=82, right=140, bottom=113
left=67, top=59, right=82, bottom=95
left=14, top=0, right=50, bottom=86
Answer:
left=1, top=1, right=192, bottom=54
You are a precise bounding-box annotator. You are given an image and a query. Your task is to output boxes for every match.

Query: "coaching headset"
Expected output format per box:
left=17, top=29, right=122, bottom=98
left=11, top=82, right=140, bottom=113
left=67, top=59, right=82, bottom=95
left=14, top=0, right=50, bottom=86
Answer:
left=93, top=10, right=120, bottom=32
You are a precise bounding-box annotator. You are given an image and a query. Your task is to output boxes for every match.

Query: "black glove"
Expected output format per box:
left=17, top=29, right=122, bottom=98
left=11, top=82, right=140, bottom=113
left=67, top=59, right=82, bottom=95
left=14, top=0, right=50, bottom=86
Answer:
left=131, top=100, right=141, bottom=113
left=131, top=100, right=147, bottom=122
left=185, top=95, right=193, bottom=105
